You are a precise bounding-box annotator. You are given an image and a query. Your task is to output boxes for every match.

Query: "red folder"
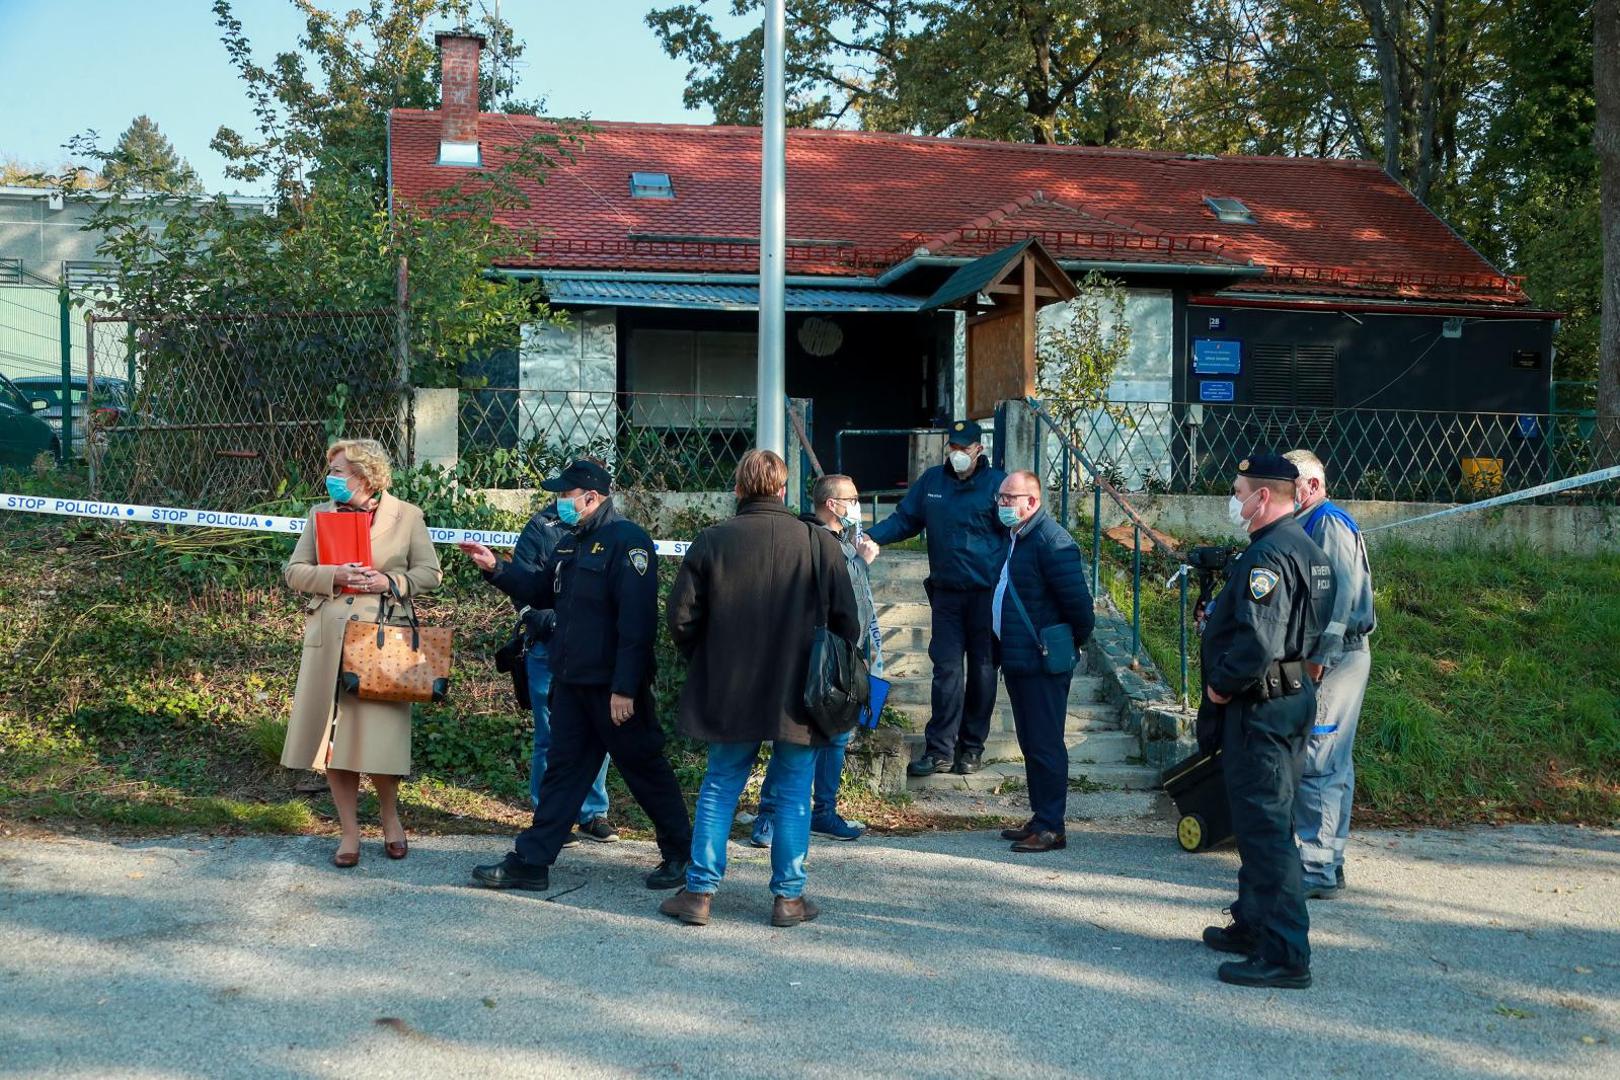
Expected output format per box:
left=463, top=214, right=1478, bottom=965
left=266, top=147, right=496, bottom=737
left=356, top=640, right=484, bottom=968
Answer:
left=314, top=511, right=372, bottom=594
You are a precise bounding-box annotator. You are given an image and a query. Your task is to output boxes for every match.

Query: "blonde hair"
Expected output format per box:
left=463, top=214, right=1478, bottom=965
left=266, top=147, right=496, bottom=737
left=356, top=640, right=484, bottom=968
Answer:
left=1284, top=448, right=1327, bottom=486
left=327, top=438, right=393, bottom=493
left=735, top=449, right=789, bottom=499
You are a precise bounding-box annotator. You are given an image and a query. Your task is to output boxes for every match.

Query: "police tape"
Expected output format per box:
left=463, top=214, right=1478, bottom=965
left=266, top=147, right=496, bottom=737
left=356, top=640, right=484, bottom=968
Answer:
left=1362, top=463, right=1620, bottom=534
left=0, top=492, right=691, bottom=557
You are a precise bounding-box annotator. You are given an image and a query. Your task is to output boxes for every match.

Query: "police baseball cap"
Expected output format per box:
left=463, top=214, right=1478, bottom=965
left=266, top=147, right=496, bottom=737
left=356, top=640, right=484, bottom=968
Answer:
left=1236, top=452, right=1299, bottom=482
left=541, top=459, right=613, bottom=494
left=947, top=419, right=983, bottom=445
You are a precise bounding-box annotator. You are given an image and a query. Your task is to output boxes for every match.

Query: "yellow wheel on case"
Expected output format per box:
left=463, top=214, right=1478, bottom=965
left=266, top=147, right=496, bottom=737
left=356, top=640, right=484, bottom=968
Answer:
left=1177, top=813, right=1206, bottom=852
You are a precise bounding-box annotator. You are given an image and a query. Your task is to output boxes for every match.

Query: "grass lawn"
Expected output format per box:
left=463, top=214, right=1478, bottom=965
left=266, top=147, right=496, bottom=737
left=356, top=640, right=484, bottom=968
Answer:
left=0, top=512, right=982, bottom=839
left=1088, top=517, right=1620, bottom=825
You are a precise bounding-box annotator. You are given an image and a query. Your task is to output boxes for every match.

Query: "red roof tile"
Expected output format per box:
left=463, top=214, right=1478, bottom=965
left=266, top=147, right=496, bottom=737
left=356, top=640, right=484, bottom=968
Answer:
left=389, top=110, right=1529, bottom=307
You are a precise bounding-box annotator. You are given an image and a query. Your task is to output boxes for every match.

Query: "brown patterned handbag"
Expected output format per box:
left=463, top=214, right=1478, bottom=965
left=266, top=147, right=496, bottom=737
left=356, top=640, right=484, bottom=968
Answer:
left=340, top=582, right=452, bottom=704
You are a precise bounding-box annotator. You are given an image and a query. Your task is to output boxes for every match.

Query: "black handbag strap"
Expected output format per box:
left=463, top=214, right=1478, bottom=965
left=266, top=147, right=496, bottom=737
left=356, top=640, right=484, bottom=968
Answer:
left=374, top=578, right=421, bottom=652
left=1003, top=567, right=1047, bottom=658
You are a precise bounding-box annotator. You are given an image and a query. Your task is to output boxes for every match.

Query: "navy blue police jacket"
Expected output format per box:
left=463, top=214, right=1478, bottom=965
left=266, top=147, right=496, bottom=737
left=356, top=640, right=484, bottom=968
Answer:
left=505, top=503, right=569, bottom=644
left=865, top=457, right=1008, bottom=590
left=486, top=499, right=658, bottom=696
left=995, top=507, right=1096, bottom=676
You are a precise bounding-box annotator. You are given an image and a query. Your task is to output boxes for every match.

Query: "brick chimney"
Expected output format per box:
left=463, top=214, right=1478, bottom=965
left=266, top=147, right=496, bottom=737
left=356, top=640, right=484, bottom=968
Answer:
left=435, top=31, right=485, bottom=166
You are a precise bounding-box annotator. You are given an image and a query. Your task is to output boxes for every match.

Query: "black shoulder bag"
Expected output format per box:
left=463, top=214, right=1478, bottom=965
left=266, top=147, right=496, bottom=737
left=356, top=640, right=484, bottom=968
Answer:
left=1004, top=573, right=1079, bottom=676
left=802, top=524, right=870, bottom=738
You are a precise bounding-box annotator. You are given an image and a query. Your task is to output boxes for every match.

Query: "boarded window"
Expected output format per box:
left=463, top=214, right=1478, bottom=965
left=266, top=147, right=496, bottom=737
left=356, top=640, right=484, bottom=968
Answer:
left=1251, top=344, right=1336, bottom=408
left=626, top=329, right=755, bottom=428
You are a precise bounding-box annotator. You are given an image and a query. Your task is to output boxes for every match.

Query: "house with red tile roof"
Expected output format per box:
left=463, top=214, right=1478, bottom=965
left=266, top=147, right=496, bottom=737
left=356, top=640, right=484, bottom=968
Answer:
left=390, top=33, right=1557, bottom=492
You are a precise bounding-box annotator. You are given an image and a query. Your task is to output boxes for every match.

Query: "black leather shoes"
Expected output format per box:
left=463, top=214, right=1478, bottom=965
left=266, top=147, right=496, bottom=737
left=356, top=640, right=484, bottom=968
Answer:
left=907, top=754, right=952, bottom=777
left=646, top=858, right=690, bottom=890
left=1010, top=830, right=1066, bottom=853
left=471, top=852, right=549, bottom=891
left=1217, top=957, right=1312, bottom=989
left=1202, top=922, right=1259, bottom=956
left=953, top=750, right=984, bottom=775
left=1000, top=818, right=1036, bottom=841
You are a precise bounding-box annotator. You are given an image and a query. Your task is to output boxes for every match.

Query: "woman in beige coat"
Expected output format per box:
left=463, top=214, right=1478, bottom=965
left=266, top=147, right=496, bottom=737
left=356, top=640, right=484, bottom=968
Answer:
left=281, top=438, right=442, bottom=867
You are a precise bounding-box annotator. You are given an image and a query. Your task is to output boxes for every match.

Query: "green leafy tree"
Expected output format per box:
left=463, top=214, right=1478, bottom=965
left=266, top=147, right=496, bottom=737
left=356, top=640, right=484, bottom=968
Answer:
left=53, top=0, right=577, bottom=387
left=1036, top=271, right=1133, bottom=428
left=102, top=116, right=203, bottom=194
left=647, top=0, right=1190, bottom=145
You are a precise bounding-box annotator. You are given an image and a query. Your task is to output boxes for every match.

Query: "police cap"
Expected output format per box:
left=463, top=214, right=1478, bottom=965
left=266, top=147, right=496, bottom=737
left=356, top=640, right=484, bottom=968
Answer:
left=541, top=459, right=613, bottom=494
left=947, top=419, right=983, bottom=446
left=1235, top=452, right=1299, bottom=482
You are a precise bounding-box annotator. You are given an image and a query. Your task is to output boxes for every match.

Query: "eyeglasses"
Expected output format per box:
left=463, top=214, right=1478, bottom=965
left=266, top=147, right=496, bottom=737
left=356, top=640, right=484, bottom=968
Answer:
left=995, top=492, right=1037, bottom=505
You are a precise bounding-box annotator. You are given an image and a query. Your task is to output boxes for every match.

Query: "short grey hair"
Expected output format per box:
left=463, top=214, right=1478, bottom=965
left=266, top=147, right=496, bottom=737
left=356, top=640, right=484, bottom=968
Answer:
left=1284, top=449, right=1327, bottom=486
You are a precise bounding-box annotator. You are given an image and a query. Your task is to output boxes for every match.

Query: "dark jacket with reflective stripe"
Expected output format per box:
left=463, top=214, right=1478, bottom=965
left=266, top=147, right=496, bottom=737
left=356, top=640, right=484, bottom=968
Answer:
left=488, top=499, right=658, bottom=695
left=995, top=507, right=1096, bottom=676
left=865, top=457, right=1008, bottom=590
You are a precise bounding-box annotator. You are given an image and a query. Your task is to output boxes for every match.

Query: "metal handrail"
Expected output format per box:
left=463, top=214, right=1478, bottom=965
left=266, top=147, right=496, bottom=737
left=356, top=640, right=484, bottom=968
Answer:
left=1026, top=398, right=1193, bottom=709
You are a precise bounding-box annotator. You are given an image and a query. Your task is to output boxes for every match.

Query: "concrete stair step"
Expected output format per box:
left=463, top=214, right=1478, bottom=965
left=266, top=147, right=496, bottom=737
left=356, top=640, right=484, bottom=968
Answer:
left=883, top=674, right=1108, bottom=708
left=902, top=729, right=1138, bottom=765
left=885, top=701, right=1118, bottom=734
left=878, top=625, right=931, bottom=654
left=906, top=761, right=1162, bottom=793
left=865, top=554, right=932, bottom=587
left=874, top=601, right=932, bottom=628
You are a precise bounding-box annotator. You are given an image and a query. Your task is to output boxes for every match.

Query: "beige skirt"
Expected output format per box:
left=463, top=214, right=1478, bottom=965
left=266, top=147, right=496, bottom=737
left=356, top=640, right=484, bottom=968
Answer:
left=280, top=602, right=413, bottom=776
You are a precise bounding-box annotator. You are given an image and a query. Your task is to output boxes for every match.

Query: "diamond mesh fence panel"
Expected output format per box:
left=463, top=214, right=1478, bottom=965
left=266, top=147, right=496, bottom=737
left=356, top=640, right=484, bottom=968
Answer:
left=458, top=389, right=773, bottom=492
left=91, top=310, right=407, bottom=508
left=1036, top=402, right=1620, bottom=506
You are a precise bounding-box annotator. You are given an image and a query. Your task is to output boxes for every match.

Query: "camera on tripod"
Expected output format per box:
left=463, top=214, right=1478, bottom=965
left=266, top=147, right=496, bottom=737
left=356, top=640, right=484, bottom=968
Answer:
left=1180, top=544, right=1240, bottom=633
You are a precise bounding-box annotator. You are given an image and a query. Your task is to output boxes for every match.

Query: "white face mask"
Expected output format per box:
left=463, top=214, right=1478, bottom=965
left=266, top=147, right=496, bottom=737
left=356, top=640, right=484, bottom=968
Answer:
left=948, top=450, right=973, bottom=475
left=833, top=500, right=861, bottom=529
left=1227, top=490, right=1259, bottom=529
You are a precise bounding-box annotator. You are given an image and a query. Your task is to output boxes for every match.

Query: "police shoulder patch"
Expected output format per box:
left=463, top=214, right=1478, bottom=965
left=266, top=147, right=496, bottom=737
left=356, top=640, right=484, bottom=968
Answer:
left=628, top=548, right=649, bottom=576
left=1249, top=566, right=1279, bottom=602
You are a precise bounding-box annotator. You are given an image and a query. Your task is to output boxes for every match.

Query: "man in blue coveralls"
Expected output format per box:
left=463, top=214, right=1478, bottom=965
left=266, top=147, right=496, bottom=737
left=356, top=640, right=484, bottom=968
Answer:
left=1285, top=449, right=1376, bottom=900
left=866, top=419, right=1007, bottom=777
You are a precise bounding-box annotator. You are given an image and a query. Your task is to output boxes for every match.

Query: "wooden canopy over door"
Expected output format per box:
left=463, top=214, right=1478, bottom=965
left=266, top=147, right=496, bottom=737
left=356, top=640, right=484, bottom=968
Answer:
left=921, top=238, right=1079, bottom=419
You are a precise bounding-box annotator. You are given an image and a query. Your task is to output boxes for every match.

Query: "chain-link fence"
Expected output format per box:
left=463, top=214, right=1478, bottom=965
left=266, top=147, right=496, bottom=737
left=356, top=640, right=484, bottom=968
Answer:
left=1036, top=401, right=1620, bottom=505
left=90, top=310, right=408, bottom=507
left=458, top=388, right=804, bottom=493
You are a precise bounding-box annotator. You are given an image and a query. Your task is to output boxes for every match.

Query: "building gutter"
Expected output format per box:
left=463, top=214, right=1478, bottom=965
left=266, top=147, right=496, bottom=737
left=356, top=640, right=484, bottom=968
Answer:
left=1189, top=292, right=1563, bottom=321
left=876, top=253, right=1266, bottom=287
left=489, top=267, right=884, bottom=288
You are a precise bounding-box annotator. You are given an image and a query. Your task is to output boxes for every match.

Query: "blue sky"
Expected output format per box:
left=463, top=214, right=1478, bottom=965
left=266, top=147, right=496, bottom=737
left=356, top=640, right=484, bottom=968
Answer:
left=0, top=0, right=727, bottom=194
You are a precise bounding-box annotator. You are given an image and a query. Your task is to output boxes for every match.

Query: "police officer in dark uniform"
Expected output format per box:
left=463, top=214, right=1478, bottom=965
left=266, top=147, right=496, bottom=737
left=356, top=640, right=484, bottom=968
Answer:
left=1198, top=453, right=1335, bottom=989
left=460, top=460, right=693, bottom=892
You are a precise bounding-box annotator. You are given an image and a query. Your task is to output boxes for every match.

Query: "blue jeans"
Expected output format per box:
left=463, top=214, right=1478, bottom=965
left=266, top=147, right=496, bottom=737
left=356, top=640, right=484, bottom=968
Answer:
left=758, top=730, right=851, bottom=823
left=527, top=645, right=609, bottom=823
left=688, top=741, right=816, bottom=899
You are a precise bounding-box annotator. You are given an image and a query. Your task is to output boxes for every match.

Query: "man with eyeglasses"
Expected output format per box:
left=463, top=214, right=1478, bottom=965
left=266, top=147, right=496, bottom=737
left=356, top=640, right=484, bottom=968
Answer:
left=990, top=471, right=1095, bottom=853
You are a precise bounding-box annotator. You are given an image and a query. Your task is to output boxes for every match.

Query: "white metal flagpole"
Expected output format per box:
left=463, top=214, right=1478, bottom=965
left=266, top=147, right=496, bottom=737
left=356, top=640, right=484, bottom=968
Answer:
left=756, top=0, right=787, bottom=456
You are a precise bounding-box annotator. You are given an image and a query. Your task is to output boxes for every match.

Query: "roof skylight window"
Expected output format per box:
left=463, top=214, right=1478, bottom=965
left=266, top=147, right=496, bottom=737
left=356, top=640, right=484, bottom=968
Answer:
left=630, top=172, right=675, bottom=199
left=1204, top=196, right=1255, bottom=224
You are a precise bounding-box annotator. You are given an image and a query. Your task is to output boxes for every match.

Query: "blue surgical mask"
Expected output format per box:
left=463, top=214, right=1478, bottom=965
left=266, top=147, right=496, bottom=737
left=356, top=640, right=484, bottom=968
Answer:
left=325, top=474, right=354, bottom=505
left=998, top=505, right=1022, bottom=528
left=556, top=496, right=581, bottom=526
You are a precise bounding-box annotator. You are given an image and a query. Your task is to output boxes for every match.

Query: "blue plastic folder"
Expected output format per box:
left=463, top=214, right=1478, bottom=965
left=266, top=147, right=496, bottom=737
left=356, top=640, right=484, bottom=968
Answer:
left=861, top=673, right=890, bottom=729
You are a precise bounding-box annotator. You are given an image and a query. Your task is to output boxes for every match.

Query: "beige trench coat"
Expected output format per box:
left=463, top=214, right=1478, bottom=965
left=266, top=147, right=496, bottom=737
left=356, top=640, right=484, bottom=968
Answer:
left=279, top=493, right=443, bottom=776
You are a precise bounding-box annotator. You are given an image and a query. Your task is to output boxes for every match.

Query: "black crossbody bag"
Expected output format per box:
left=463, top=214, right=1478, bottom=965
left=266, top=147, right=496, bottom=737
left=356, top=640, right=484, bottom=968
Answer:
left=802, top=524, right=870, bottom=737
left=1004, top=576, right=1079, bottom=676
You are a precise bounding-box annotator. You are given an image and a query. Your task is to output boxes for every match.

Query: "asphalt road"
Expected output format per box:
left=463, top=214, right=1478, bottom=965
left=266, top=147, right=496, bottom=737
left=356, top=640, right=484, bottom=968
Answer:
left=1, top=820, right=1616, bottom=1079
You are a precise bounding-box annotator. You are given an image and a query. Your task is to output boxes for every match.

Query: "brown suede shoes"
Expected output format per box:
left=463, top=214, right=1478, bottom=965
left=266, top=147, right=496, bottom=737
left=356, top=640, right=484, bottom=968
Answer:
left=659, top=888, right=712, bottom=926
left=771, top=897, right=820, bottom=927
left=1010, top=830, right=1067, bottom=853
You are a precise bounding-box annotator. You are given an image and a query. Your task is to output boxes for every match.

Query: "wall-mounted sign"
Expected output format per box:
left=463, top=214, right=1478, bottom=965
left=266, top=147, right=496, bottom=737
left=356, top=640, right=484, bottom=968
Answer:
left=1199, top=380, right=1236, bottom=403
left=1207, top=316, right=1226, bottom=331
left=1516, top=415, right=1541, bottom=438
left=797, top=316, right=844, bottom=357
left=1512, top=349, right=1543, bottom=370
left=1193, top=338, right=1242, bottom=375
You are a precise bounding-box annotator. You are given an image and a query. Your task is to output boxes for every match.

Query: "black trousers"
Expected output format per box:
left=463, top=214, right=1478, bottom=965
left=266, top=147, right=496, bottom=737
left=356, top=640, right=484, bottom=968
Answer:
left=1223, top=690, right=1314, bottom=969
left=925, top=584, right=998, bottom=761
left=513, top=681, right=692, bottom=869
left=1004, top=670, right=1073, bottom=833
